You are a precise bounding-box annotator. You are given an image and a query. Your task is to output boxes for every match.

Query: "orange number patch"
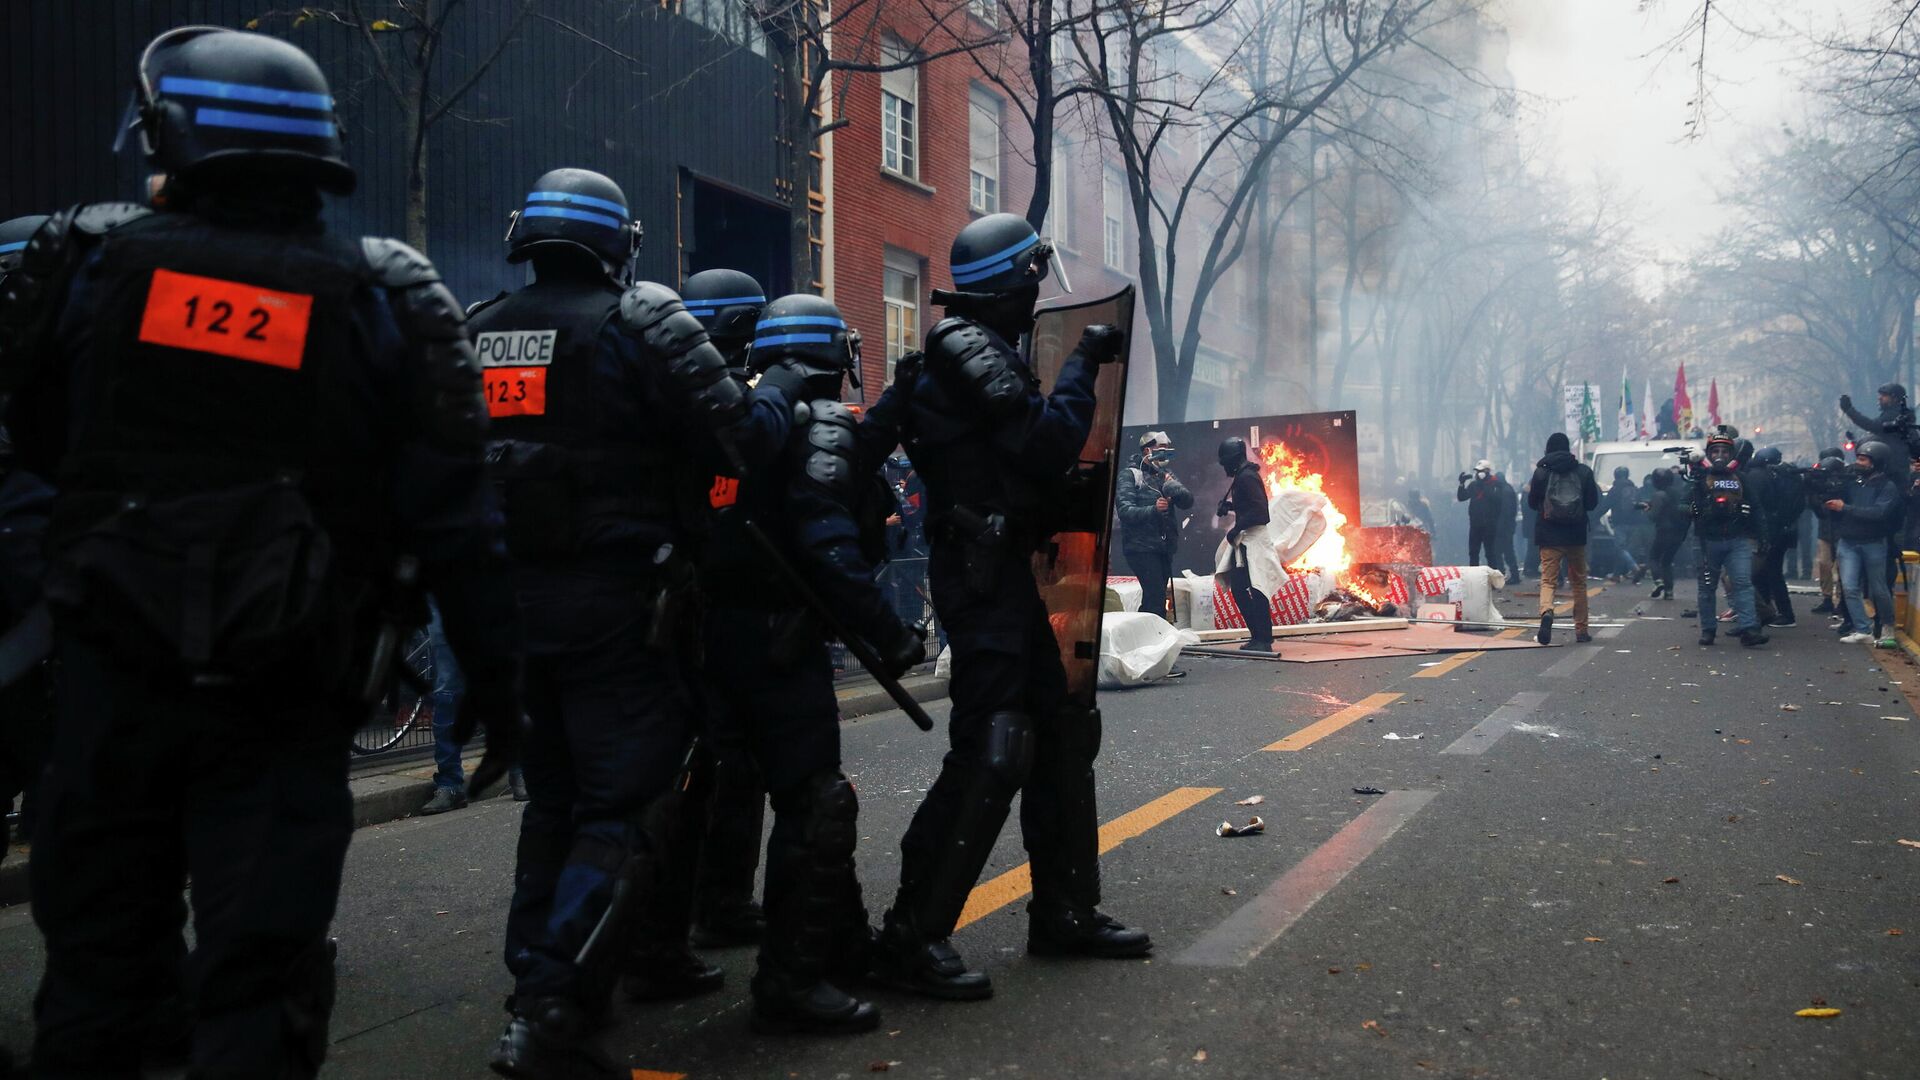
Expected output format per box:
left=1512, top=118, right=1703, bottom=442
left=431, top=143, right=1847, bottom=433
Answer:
left=137, top=268, right=313, bottom=370
left=484, top=368, right=548, bottom=417
left=708, top=475, right=740, bottom=509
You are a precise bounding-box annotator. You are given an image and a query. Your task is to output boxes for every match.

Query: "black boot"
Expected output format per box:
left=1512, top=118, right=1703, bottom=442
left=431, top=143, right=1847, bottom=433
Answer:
left=692, top=898, right=766, bottom=947
left=868, top=920, right=993, bottom=1000
left=1811, top=598, right=1835, bottom=615
left=750, top=967, right=879, bottom=1036
left=1027, top=902, right=1152, bottom=958
left=490, top=997, right=622, bottom=1080
left=623, top=940, right=724, bottom=1001
left=1537, top=611, right=1554, bottom=645
left=1699, top=630, right=1715, bottom=646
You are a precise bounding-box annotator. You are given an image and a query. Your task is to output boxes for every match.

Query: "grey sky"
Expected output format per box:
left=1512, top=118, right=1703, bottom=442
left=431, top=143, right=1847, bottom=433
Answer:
left=1499, top=0, right=1889, bottom=269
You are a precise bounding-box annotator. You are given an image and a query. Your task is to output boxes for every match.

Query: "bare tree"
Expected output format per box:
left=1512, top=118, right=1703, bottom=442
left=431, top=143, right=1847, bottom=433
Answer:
left=253, top=1, right=540, bottom=252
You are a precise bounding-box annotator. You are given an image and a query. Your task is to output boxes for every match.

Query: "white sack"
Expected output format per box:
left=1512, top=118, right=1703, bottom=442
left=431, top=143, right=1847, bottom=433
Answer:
left=1098, top=611, right=1185, bottom=688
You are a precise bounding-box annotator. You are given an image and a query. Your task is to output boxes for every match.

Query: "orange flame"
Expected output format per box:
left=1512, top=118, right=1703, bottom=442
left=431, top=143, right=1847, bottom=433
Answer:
left=1255, top=441, right=1388, bottom=609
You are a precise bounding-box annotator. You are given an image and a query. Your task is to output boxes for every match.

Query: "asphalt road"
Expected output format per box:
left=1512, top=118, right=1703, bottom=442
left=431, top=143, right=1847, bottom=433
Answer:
left=4, top=585, right=1918, bottom=1079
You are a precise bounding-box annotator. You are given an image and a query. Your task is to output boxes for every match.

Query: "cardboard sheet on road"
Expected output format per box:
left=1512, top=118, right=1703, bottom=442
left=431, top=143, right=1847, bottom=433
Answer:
left=1188, top=624, right=1547, bottom=664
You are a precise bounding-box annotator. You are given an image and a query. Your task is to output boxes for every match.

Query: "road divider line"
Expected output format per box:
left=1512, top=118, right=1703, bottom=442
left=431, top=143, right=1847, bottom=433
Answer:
left=1440, top=690, right=1552, bottom=755
left=1262, top=692, right=1402, bottom=751
left=629, top=1071, right=688, bottom=1080
left=955, top=786, right=1223, bottom=930
left=1172, top=789, right=1437, bottom=968
left=1411, top=651, right=1484, bottom=678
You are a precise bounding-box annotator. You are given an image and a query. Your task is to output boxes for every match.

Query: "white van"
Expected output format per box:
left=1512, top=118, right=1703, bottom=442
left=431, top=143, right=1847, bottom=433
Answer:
left=1584, top=440, right=1704, bottom=492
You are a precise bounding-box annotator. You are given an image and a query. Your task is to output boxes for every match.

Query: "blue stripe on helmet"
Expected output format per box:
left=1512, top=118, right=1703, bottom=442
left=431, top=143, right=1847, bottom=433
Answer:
left=0, top=241, right=26, bottom=255
left=753, top=333, right=835, bottom=348
left=193, top=107, right=337, bottom=138
left=950, top=231, right=1040, bottom=276
left=756, top=315, right=846, bottom=331
left=689, top=294, right=766, bottom=307
left=950, top=259, right=1015, bottom=285
left=685, top=308, right=717, bottom=318
left=527, top=190, right=628, bottom=216
left=521, top=205, right=624, bottom=230
left=160, top=76, right=334, bottom=112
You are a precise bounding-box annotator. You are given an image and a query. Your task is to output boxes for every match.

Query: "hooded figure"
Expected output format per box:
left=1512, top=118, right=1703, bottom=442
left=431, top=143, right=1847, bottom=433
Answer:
left=1214, top=437, right=1278, bottom=651
left=1525, top=432, right=1600, bottom=643
left=1840, top=383, right=1917, bottom=467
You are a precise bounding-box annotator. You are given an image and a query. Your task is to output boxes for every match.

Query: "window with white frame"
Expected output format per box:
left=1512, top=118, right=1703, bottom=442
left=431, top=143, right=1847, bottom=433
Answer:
left=969, top=0, right=998, bottom=24
left=881, top=39, right=918, bottom=179
left=884, top=250, right=922, bottom=381
left=1103, top=167, right=1126, bottom=270
left=969, top=88, right=1001, bottom=214
left=1045, top=132, right=1070, bottom=246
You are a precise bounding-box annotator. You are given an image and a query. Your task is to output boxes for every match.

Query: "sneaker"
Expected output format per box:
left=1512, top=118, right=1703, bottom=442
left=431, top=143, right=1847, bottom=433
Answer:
left=1649, top=585, right=1665, bottom=599
left=419, top=787, right=467, bottom=815
left=1770, top=615, right=1796, bottom=627
left=1810, top=599, right=1835, bottom=615
left=1537, top=611, right=1554, bottom=645
left=1840, top=632, right=1873, bottom=644
left=1738, top=629, right=1770, bottom=648
left=1575, top=631, right=1593, bottom=643
left=1699, top=631, right=1716, bottom=646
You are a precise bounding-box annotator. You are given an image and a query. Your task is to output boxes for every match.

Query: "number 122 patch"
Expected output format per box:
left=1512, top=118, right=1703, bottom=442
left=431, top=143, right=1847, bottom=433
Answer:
left=138, top=268, right=313, bottom=369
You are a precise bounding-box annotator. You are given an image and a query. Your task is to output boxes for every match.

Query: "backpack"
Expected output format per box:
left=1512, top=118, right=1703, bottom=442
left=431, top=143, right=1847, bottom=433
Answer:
left=1542, top=469, right=1585, bottom=523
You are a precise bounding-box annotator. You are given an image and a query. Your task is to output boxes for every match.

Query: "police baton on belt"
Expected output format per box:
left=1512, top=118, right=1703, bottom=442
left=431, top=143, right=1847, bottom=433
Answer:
left=738, top=517, right=936, bottom=732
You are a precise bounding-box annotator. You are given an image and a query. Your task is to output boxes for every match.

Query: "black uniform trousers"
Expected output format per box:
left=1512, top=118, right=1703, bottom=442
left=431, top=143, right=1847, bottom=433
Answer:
left=1650, top=528, right=1688, bottom=594
left=700, top=604, right=865, bottom=978
left=1466, top=525, right=1494, bottom=567
left=1123, top=548, right=1174, bottom=622
left=1222, top=542, right=1272, bottom=645
left=1491, top=528, right=1520, bottom=580
left=31, top=638, right=352, bottom=1079
left=504, top=570, right=692, bottom=1008
left=893, top=545, right=1098, bottom=937
left=1752, top=532, right=1795, bottom=623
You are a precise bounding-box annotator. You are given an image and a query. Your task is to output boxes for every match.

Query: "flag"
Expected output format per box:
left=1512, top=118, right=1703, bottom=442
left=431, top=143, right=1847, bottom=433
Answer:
left=1579, top=382, right=1601, bottom=443
left=1617, top=371, right=1636, bottom=441
left=1642, top=378, right=1654, bottom=438
left=1675, top=364, right=1693, bottom=434
left=1707, top=378, right=1721, bottom=428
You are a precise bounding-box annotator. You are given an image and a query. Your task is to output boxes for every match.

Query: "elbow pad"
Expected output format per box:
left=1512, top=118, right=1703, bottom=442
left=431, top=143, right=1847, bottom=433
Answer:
left=926, top=317, right=1026, bottom=418
left=362, top=237, right=487, bottom=451
left=620, top=281, right=746, bottom=426
left=800, top=400, right=862, bottom=496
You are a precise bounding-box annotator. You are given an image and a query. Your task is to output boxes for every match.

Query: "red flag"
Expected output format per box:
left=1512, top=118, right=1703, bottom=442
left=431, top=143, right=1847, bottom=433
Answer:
left=1674, top=364, right=1693, bottom=434
left=1707, top=378, right=1721, bottom=428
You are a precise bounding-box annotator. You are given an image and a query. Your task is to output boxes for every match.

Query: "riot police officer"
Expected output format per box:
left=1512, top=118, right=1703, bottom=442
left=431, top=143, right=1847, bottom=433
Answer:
left=0, top=28, right=521, bottom=1077
left=862, top=212, right=1141, bottom=1001
left=681, top=267, right=765, bottom=374
left=695, top=294, right=926, bottom=1033
left=470, top=169, right=795, bottom=1075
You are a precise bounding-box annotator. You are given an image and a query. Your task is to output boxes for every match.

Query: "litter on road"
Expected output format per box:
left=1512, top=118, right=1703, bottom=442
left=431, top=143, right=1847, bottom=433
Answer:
left=1217, top=817, right=1266, bottom=838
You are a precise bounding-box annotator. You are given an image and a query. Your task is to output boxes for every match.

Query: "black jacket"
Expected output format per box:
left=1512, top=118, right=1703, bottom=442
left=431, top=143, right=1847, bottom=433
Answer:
left=1220, top=463, right=1268, bottom=540
left=1841, top=397, right=1917, bottom=465
left=1834, top=470, right=1902, bottom=543
left=1456, top=475, right=1500, bottom=529
left=1755, top=464, right=1805, bottom=543
left=1689, top=464, right=1766, bottom=541
left=1601, top=477, right=1644, bottom=532
left=1525, top=452, right=1600, bottom=548
left=1116, top=458, right=1193, bottom=556
left=1492, top=480, right=1517, bottom=534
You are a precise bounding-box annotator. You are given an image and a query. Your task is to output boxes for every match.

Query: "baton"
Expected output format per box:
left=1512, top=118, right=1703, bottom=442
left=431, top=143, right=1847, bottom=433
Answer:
left=739, top=518, right=935, bottom=732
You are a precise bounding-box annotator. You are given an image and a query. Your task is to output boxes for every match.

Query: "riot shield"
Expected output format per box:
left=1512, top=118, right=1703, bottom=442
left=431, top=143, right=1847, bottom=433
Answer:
left=1027, top=286, right=1133, bottom=710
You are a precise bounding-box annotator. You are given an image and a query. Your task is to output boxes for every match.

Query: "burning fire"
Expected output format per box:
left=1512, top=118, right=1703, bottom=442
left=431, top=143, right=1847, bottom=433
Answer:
left=1255, top=441, right=1391, bottom=611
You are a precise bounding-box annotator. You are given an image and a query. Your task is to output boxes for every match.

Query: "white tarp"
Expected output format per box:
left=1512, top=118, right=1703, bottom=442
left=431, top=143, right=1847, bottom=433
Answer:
left=1098, top=611, right=1185, bottom=688
left=1213, top=522, right=1285, bottom=600
left=1443, top=567, right=1508, bottom=624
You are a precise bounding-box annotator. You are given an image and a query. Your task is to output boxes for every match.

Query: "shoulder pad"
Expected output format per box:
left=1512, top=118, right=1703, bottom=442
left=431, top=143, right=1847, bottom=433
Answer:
left=619, top=281, right=743, bottom=424
left=925, top=317, right=1025, bottom=416
left=0, top=205, right=146, bottom=391
left=465, top=291, right=507, bottom=319
left=69, top=202, right=153, bottom=239
left=801, top=398, right=861, bottom=494
left=617, top=280, right=686, bottom=334
left=360, top=236, right=441, bottom=289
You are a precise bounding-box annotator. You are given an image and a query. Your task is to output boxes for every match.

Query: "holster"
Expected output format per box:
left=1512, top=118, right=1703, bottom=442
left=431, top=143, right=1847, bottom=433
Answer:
left=937, top=505, right=1010, bottom=596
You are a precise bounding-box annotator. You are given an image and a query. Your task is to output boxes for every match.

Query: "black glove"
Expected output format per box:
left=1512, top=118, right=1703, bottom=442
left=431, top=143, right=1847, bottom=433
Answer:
left=876, top=619, right=928, bottom=680
left=452, top=668, right=526, bottom=799
left=1458, top=472, right=1470, bottom=484
left=754, top=361, right=810, bottom=407
left=1077, top=323, right=1125, bottom=365
left=1216, top=497, right=1232, bottom=518
left=1840, top=394, right=1853, bottom=411
left=864, top=352, right=922, bottom=436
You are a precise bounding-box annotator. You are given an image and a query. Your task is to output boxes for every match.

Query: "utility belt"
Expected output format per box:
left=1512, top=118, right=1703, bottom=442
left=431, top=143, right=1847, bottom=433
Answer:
left=930, top=505, right=1039, bottom=596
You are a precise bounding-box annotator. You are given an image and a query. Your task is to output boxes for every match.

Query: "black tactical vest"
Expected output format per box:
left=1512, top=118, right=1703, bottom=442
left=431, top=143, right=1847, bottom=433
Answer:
left=468, top=278, right=674, bottom=561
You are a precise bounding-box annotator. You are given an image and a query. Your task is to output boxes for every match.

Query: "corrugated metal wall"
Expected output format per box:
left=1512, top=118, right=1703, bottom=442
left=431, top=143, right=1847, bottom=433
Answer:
left=1, top=0, right=785, bottom=304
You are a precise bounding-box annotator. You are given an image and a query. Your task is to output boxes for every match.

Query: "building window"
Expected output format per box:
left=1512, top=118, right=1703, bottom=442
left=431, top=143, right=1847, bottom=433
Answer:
left=1103, top=167, right=1126, bottom=270
left=680, top=0, right=767, bottom=56
left=881, top=39, right=918, bottom=180
left=970, top=0, right=998, bottom=24
left=969, top=87, right=1001, bottom=214
left=1045, top=131, right=1070, bottom=246
left=884, top=250, right=922, bottom=382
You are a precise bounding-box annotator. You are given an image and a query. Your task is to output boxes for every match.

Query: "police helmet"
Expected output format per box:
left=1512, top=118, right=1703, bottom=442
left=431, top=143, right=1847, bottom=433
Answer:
left=0, top=214, right=50, bottom=283
left=1879, top=382, right=1908, bottom=404
left=752, top=293, right=853, bottom=380
left=1218, top=436, right=1249, bottom=472
left=949, top=212, right=1052, bottom=294
left=1754, top=446, right=1783, bottom=467
left=1734, top=439, right=1754, bottom=467
left=1860, top=439, right=1895, bottom=473
left=506, top=168, right=642, bottom=278
left=1818, top=453, right=1844, bottom=472
left=681, top=269, right=766, bottom=345
left=125, top=27, right=353, bottom=193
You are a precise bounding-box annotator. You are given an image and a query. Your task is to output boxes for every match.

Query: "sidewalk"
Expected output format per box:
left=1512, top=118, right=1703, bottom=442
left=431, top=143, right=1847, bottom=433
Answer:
left=0, top=671, right=948, bottom=908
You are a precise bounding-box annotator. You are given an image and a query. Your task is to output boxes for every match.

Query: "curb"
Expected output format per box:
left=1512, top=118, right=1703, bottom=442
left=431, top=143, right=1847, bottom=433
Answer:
left=1, top=674, right=950, bottom=909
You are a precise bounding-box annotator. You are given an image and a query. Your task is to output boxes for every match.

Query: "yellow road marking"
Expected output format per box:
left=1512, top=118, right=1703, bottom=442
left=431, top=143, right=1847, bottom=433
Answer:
left=631, top=1071, right=688, bottom=1080
left=1263, top=692, right=1403, bottom=752
left=954, top=785, right=1222, bottom=930
left=1496, top=628, right=1525, bottom=639
left=1411, top=651, right=1484, bottom=678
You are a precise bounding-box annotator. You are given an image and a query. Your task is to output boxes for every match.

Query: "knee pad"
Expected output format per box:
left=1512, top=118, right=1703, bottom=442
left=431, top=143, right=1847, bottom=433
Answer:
left=983, top=710, right=1035, bottom=789
left=799, top=770, right=859, bottom=859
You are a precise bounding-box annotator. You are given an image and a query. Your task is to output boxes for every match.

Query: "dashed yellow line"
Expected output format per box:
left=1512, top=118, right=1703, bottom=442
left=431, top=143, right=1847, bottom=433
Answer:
left=1411, top=651, right=1483, bottom=678
left=954, top=786, right=1223, bottom=930
left=1263, top=692, right=1403, bottom=751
